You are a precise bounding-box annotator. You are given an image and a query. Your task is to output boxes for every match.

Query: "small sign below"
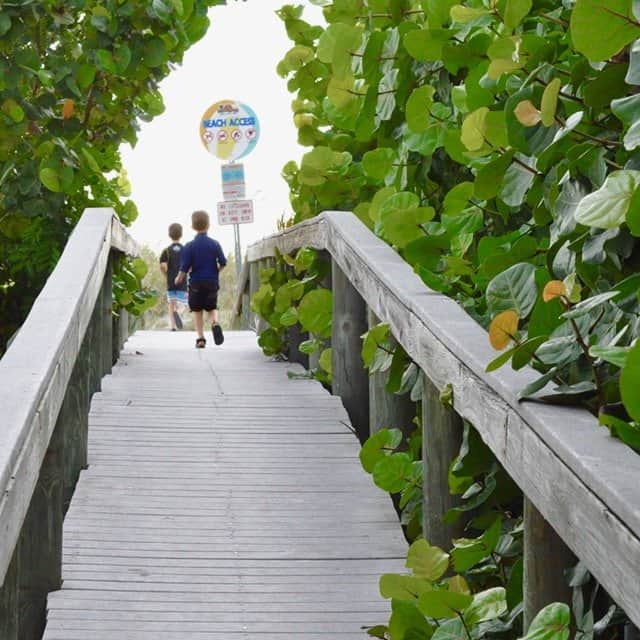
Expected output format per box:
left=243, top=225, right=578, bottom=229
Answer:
left=221, top=163, right=246, bottom=200
left=217, top=199, right=254, bottom=226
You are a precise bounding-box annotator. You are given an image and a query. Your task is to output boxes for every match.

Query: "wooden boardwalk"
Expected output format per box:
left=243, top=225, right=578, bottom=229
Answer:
left=43, top=331, right=406, bottom=639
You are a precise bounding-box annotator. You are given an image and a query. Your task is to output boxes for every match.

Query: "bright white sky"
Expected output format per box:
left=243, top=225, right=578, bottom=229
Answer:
left=121, top=0, right=324, bottom=257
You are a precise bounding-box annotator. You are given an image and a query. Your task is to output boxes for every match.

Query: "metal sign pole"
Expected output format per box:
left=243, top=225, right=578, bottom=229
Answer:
left=233, top=222, right=242, bottom=278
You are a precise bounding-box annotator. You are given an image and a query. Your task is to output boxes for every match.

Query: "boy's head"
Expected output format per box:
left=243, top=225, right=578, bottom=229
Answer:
left=192, top=210, right=210, bottom=233
left=168, top=223, right=182, bottom=241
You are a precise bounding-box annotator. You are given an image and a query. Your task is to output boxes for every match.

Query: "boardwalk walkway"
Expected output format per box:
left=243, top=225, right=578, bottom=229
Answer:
left=43, top=331, right=406, bottom=639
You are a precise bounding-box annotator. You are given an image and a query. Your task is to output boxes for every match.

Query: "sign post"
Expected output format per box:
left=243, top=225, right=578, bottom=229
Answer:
left=199, top=100, right=260, bottom=277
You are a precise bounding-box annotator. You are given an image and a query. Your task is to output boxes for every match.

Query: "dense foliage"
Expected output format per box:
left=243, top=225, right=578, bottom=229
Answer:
left=247, top=0, right=640, bottom=637
left=275, top=0, right=640, bottom=451
left=0, top=0, right=224, bottom=350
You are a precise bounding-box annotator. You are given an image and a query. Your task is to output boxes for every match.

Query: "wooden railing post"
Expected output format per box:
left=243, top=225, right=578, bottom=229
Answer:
left=368, top=309, right=415, bottom=437
left=421, top=376, right=464, bottom=549
left=0, top=553, right=19, bottom=640
left=332, top=260, right=369, bottom=442
left=101, top=253, right=113, bottom=376
left=62, top=323, right=93, bottom=512
left=17, top=417, right=64, bottom=639
left=524, top=498, right=574, bottom=629
left=249, top=261, right=260, bottom=331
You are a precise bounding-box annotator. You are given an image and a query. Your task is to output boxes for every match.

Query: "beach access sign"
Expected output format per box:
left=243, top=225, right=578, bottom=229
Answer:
left=217, top=199, right=254, bottom=226
left=199, top=100, right=260, bottom=162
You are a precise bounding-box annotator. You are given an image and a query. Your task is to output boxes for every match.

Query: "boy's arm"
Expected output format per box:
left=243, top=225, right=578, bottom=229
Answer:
left=175, top=243, right=190, bottom=285
left=159, top=248, right=168, bottom=274
left=217, top=243, right=227, bottom=271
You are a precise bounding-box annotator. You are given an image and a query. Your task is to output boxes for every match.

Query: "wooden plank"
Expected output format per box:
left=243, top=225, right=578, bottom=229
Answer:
left=43, top=331, right=406, bottom=639
left=243, top=211, right=640, bottom=627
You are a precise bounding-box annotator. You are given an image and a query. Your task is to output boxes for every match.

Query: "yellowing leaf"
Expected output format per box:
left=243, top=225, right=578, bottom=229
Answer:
left=542, top=280, right=567, bottom=302
left=541, top=79, right=561, bottom=127
left=514, top=100, right=541, bottom=127
left=489, top=310, right=519, bottom=350
left=461, top=107, right=489, bottom=151
left=62, top=98, right=75, bottom=119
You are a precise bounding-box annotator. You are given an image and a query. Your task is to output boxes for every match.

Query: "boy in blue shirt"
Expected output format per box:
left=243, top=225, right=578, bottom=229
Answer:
left=175, top=210, right=227, bottom=349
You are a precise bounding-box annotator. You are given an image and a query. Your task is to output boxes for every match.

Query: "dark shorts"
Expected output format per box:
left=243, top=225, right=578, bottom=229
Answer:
left=188, top=281, right=219, bottom=312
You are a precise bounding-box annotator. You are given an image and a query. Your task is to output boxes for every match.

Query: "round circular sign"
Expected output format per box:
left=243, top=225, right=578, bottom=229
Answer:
left=199, top=100, right=260, bottom=162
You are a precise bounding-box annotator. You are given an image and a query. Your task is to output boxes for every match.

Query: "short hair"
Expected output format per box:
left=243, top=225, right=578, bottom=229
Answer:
left=192, top=210, right=210, bottom=231
left=168, top=223, right=182, bottom=240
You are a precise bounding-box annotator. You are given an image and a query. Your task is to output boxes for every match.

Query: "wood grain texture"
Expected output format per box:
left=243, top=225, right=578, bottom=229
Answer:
left=523, top=498, right=575, bottom=629
left=43, top=331, right=406, bottom=639
left=421, top=377, right=464, bottom=549
left=242, top=211, right=640, bottom=626
left=0, top=208, right=136, bottom=586
left=332, top=261, right=370, bottom=443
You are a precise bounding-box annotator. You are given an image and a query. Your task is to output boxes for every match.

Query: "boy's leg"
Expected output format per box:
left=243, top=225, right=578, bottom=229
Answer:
left=193, top=311, right=204, bottom=339
left=167, top=297, right=177, bottom=330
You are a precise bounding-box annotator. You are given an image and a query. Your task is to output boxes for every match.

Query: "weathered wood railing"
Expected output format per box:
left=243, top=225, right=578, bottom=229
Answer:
left=234, top=211, right=640, bottom=630
left=0, top=208, right=138, bottom=639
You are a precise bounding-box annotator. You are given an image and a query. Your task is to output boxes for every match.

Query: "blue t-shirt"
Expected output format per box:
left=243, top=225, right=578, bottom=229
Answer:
left=180, top=233, right=227, bottom=285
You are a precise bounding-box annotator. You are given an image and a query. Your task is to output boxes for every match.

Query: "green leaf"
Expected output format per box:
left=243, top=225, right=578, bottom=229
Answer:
left=570, top=0, right=640, bottom=62
left=362, top=148, right=396, bottom=181
left=280, top=306, right=299, bottom=326
left=404, top=29, right=450, bottom=62
left=360, top=428, right=403, bottom=473
left=589, top=345, right=630, bottom=369
left=362, top=323, right=390, bottom=368
left=389, top=599, right=435, bottom=639
left=406, top=85, right=435, bottom=133
left=600, top=414, right=640, bottom=451
left=475, top=151, right=514, bottom=200
left=503, top=0, right=532, bottom=30
left=621, top=341, right=640, bottom=422
left=39, top=167, right=61, bottom=192
left=418, top=589, right=474, bottom=619
left=1, top=99, right=24, bottom=123
left=561, top=291, right=618, bottom=320
left=372, top=452, right=413, bottom=492
left=486, top=262, right=537, bottom=318
left=461, top=107, right=489, bottom=151
left=540, top=79, right=560, bottom=127
left=318, top=348, right=332, bottom=374
left=574, top=171, right=640, bottom=229
left=463, top=587, right=507, bottom=625
left=512, top=336, right=547, bottom=370
left=380, top=574, right=431, bottom=600
left=299, top=338, right=322, bottom=355
left=519, top=603, right=570, bottom=640
left=432, top=618, right=467, bottom=640
left=451, top=516, right=502, bottom=572
left=406, top=539, right=449, bottom=581
left=450, top=5, right=491, bottom=23
left=298, top=288, right=332, bottom=337
left=144, top=38, right=168, bottom=67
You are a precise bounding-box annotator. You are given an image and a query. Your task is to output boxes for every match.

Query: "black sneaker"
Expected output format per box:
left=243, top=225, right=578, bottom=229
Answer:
left=195, top=337, right=206, bottom=349
left=212, top=323, right=224, bottom=345
left=173, top=311, right=183, bottom=330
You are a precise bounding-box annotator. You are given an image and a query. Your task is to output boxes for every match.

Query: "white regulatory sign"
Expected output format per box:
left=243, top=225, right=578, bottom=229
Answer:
left=217, top=199, right=254, bottom=225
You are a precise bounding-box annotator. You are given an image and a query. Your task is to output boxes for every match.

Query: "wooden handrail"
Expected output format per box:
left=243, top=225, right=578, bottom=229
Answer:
left=236, top=210, right=640, bottom=628
left=0, top=208, right=138, bottom=637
